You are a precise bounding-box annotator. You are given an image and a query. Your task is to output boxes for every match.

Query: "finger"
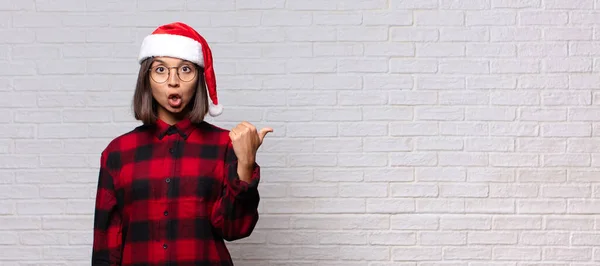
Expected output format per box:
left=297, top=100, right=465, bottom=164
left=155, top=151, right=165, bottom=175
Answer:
left=241, top=121, right=256, bottom=132
left=230, top=128, right=239, bottom=138
left=258, top=127, right=274, bottom=143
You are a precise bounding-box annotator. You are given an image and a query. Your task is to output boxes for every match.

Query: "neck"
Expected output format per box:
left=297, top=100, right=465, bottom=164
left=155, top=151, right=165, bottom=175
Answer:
left=157, top=109, right=188, bottom=125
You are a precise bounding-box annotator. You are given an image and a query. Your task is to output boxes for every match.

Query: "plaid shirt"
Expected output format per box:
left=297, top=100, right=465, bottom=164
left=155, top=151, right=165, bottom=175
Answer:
left=92, top=118, right=260, bottom=265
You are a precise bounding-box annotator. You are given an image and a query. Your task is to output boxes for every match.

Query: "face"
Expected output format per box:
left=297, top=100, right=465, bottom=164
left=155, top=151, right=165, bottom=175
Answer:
left=149, top=57, right=198, bottom=124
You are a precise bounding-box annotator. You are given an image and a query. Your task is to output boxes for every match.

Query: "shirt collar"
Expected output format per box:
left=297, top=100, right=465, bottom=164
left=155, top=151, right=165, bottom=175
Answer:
left=155, top=117, right=195, bottom=140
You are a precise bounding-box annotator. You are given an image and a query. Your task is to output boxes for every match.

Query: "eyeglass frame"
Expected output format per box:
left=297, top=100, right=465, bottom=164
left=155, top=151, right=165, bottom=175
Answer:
left=147, top=63, right=200, bottom=84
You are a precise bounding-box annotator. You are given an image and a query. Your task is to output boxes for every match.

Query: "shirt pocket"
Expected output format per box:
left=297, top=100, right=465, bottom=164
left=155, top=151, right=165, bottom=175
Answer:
left=176, top=176, right=218, bottom=221
left=179, top=176, right=218, bottom=200
left=179, top=159, right=220, bottom=198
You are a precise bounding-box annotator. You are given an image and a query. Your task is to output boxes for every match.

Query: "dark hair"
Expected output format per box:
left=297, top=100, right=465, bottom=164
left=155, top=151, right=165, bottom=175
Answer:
left=132, top=57, right=209, bottom=124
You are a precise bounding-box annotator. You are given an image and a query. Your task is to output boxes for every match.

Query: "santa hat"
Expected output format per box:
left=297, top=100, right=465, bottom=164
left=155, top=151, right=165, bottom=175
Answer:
left=138, top=22, right=222, bottom=116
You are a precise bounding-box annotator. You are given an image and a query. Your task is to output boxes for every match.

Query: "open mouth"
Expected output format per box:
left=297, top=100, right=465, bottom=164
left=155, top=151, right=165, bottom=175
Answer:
left=167, top=94, right=182, bottom=108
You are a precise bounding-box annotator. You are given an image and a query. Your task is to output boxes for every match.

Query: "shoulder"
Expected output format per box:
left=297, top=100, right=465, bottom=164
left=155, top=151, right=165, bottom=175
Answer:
left=197, top=120, right=231, bottom=134
left=194, top=121, right=232, bottom=144
left=100, top=123, right=153, bottom=163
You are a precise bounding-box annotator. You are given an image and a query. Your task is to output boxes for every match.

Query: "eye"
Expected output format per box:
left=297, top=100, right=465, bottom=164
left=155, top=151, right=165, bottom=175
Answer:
left=154, top=66, right=166, bottom=73
left=181, top=66, right=192, bottom=73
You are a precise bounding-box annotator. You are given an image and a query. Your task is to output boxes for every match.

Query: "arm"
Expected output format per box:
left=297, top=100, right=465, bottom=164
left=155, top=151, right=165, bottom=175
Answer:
left=92, top=151, right=123, bottom=265
left=210, top=140, right=260, bottom=241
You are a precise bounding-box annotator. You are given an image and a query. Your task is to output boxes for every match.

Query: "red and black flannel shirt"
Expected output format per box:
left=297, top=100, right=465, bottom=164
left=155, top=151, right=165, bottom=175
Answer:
left=92, top=117, right=260, bottom=265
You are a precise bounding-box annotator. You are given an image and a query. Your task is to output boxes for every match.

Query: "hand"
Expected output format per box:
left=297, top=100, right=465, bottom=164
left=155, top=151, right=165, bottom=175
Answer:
left=229, top=121, right=273, bottom=168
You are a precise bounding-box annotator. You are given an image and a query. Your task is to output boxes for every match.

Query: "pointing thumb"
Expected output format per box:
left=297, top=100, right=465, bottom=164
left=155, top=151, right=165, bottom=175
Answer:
left=258, top=127, right=273, bottom=143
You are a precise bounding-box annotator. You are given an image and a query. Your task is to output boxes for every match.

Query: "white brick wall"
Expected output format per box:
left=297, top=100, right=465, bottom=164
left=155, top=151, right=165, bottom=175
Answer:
left=1, top=0, right=600, bottom=265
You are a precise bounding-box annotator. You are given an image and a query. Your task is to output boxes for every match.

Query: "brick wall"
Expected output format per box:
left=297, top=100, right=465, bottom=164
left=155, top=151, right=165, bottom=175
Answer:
left=2, top=0, right=600, bottom=264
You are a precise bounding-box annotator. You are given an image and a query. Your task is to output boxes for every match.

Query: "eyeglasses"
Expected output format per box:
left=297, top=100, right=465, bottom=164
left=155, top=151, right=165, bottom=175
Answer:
left=149, top=64, right=198, bottom=83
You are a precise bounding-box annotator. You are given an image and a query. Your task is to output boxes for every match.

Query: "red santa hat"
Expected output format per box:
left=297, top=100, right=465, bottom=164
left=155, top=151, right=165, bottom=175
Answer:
left=138, top=22, right=222, bottom=116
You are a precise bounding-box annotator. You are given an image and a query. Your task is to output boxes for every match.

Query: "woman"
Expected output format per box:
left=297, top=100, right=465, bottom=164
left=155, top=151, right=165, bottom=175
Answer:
left=91, top=22, right=271, bottom=265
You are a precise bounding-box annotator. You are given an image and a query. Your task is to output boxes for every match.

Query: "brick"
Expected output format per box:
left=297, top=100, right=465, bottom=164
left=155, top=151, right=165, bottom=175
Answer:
left=442, top=0, right=490, bottom=9
left=542, top=185, right=592, bottom=198
left=391, top=184, right=438, bottom=198
left=440, top=215, right=492, bottom=230
left=314, top=12, right=362, bottom=25
left=417, top=199, right=465, bottom=213
left=467, top=43, right=516, bottom=57
left=489, top=122, right=539, bottom=137
left=568, top=200, right=600, bottom=214
left=520, top=108, right=568, bottom=121
left=314, top=138, right=362, bottom=152
left=291, top=215, right=390, bottom=230
left=468, top=231, right=517, bottom=245
left=493, top=216, right=542, bottom=230
left=338, top=58, right=388, bottom=73
left=440, top=184, right=489, bottom=198
left=364, top=11, right=412, bottom=25
left=493, top=247, right=541, bottom=260
left=415, top=11, right=464, bottom=26
left=466, top=137, right=514, bottom=152
left=391, top=0, right=439, bottom=9
left=286, top=26, right=336, bottom=41
left=543, top=247, right=592, bottom=261
left=417, top=43, right=465, bottom=57
left=366, top=199, right=415, bottom=213
left=390, top=59, right=437, bottom=73
left=492, top=0, right=540, bottom=8
left=545, top=215, right=594, bottom=230
left=314, top=75, right=362, bottom=90
left=490, top=184, right=539, bottom=198
left=392, top=247, right=442, bottom=261
left=468, top=168, right=515, bottom=182
left=364, top=168, right=413, bottom=182
left=544, top=0, right=593, bottom=9
left=439, top=152, right=488, bottom=166
left=444, top=247, right=492, bottom=260
left=391, top=152, right=437, bottom=166
left=391, top=214, right=438, bottom=230
left=391, top=28, right=439, bottom=42
left=542, top=123, right=592, bottom=137
left=441, top=27, right=489, bottom=41
left=466, top=11, right=516, bottom=26
left=544, top=58, right=593, bottom=73
left=338, top=153, right=388, bottom=167
left=518, top=169, right=566, bottom=183
left=314, top=198, right=366, bottom=213
left=491, top=27, right=541, bottom=41
left=420, top=231, right=466, bottom=245
left=415, top=137, right=463, bottom=151
left=467, top=107, right=516, bottom=121
left=517, top=199, right=567, bottom=214
left=416, top=107, right=464, bottom=121
left=417, top=167, right=466, bottom=182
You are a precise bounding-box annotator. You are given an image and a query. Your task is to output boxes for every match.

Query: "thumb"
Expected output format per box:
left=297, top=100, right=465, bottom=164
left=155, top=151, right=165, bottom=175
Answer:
left=258, top=127, right=273, bottom=143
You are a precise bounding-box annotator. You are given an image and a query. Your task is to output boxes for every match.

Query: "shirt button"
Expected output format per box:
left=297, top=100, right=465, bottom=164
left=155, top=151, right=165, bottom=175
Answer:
left=163, top=244, right=168, bottom=249
left=165, top=178, right=171, bottom=183
left=169, top=148, right=174, bottom=154
left=164, top=211, right=168, bottom=216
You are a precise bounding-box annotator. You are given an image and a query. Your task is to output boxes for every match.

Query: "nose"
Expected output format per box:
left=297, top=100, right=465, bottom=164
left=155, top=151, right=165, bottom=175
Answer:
left=167, top=68, right=179, bottom=87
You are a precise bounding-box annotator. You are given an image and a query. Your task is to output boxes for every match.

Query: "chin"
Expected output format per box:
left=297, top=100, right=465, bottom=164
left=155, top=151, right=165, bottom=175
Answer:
left=167, top=105, right=187, bottom=113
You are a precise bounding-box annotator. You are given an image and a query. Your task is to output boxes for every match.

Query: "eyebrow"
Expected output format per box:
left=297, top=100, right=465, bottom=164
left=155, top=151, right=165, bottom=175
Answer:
left=151, top=59, right=192, bottom=66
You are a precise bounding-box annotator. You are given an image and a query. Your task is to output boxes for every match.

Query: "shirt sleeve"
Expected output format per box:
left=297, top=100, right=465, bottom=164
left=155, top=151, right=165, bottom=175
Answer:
left=210, top=140, right=261, bottom=241
left=92, top=150, right=123, bottom=265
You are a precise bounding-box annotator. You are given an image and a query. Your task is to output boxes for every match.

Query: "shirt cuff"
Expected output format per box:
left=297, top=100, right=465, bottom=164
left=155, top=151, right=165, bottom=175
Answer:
left=226, top=161, right=260, bottom=199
